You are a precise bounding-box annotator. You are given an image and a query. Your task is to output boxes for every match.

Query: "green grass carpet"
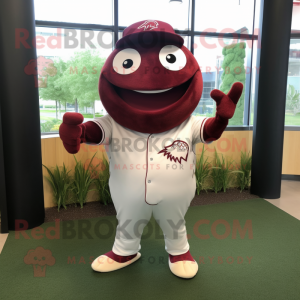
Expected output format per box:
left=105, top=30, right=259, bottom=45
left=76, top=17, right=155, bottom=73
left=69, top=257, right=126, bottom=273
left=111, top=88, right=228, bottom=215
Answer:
left=0, top=199, right=300, bottom=300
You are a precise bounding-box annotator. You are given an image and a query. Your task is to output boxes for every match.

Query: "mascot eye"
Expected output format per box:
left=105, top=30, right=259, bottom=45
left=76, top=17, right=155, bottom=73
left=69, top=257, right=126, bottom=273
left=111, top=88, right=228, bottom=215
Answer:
left=166, top=54, right=176, bottom=63
left=113, top=48, right=141, bottom=75
left=159, top=45, right=187, bottom=71
left=122, top=59, right=133, bottom=69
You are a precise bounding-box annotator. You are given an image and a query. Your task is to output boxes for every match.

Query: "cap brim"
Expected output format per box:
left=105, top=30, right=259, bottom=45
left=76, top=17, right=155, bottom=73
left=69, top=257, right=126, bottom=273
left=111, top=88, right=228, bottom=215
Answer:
left=116, top=31, right=184, bottom=49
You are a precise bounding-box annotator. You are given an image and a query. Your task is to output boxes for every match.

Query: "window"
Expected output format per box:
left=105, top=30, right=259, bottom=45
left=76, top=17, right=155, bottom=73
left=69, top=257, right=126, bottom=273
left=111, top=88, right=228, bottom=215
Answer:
left=193, top=36, right=252, bottom=126
left=119, top=0, right=191, bottom=30
left=284, top=2, right=300, bottom=126
left=251, top=3, right=300, bottom=127
left=193, top=81, right=215, bottom=116
left=250, top=39, right=259, bottom=125
left=195, top=0, right=255, bottom=34
left=35, top=0, right=261, bottom=134
left=34, top=0, right=113, bottom=25
left=180, top=35, right=190, bottom=49
left=292, top=1, right=300, bottom=32
left=35, top=27, right=112, bottom=133
left=285, top=39, right=300, bottom=126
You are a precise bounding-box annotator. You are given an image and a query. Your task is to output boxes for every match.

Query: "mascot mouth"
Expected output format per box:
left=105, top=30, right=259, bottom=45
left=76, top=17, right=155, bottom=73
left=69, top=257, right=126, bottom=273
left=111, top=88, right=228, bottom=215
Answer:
left=133, top=88, right=173, bottom=94
left=112, top=75, right=194, bottom=111
left=99, top=69, right=202, bottom=133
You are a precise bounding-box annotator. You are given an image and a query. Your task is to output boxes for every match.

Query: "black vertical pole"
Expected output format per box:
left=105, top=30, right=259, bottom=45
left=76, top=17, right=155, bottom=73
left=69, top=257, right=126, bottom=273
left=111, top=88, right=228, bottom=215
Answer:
left=0, top=0, right=45, bottom=230
left=251, top=0, right=294, bottom=199
left=0, top=103, right=8, bottom=234
left=190, top=0, right=195, bottom=55
left=113, top=0, right=119, bottom=47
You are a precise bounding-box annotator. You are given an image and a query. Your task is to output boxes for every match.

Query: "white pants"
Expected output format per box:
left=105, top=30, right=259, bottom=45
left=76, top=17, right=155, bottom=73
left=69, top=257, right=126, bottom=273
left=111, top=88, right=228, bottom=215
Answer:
left=111, top=193, right=192, bottom=256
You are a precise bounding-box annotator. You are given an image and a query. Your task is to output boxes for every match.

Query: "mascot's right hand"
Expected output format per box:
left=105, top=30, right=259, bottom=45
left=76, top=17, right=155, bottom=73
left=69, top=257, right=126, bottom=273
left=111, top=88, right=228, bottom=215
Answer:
left=59, top=112, right=85, bottom=154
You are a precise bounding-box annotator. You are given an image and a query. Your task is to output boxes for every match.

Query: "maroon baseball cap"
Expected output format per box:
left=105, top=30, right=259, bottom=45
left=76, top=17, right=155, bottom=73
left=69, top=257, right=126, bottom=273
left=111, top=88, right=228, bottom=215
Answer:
left=116, top=20, right=184, bottom=49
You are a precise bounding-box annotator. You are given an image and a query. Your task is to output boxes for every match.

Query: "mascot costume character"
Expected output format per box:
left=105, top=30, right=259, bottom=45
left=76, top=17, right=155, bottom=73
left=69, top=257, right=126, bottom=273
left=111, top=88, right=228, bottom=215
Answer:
left=59, top=20, right=243, bottom=279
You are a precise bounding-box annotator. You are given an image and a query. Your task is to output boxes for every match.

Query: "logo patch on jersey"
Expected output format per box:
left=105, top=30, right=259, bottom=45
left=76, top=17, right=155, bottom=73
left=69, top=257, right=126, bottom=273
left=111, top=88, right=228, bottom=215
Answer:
left=137, top=20, right=159, bottom=31
left=158, top=140, right=189, bottom=164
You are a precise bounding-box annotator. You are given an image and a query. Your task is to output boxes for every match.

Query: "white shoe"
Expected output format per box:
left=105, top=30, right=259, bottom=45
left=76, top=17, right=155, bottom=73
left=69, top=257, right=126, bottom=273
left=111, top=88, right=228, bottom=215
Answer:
left=169, top=258, right=198, bottom=279
left=91, top=252, right=141, bottom=272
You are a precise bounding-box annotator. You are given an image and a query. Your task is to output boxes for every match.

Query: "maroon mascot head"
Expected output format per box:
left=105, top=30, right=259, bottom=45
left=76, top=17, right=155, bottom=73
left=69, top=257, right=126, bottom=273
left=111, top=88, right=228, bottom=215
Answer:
left=99, top=20, right=203, bottom=133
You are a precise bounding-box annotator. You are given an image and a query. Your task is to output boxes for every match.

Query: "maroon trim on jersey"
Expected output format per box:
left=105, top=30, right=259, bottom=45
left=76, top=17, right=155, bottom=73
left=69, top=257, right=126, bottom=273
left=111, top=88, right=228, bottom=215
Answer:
left=145, top=134, right=157, bottom=206
left=93, top=120, right=106, bottom=144
left=199, top=117, right=207, bottom=143
left=158, top=140, right=189, bottom=164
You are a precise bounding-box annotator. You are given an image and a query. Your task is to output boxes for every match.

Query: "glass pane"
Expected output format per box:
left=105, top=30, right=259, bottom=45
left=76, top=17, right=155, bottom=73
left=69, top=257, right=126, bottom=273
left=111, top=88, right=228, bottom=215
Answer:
left=35, top=27, right=112, bottom=134
left=253, top=0, right=262, bottom=33
left=285, top=39, right=300, bottom=126
left=195, top=0, right=255, bottom=34
left=34, top=0, right=113, bottom=25
left=181, top=35, right=190, bottom=49
left=250, top=40, right=259, bottom=125
left=119, top=0, right=190, bottom=30
left=193, top=36, right=252, bottom=126
left=292, top=2, right=300, bottom=32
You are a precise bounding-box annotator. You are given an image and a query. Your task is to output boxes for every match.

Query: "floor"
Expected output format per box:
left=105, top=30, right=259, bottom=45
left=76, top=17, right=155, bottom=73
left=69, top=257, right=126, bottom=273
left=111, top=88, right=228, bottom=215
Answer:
left=265, top=180, right=300, bottom=220
left=0, top=180, right=299, bottom=255
left=0, top=232, right=8, bottom=254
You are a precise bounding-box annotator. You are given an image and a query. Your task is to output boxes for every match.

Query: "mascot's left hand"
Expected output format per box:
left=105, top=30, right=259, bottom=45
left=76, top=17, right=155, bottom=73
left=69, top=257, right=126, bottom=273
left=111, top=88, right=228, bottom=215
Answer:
left=211, top=82, right=243, bottom=120
left=203, top=82, right=244, bottom=142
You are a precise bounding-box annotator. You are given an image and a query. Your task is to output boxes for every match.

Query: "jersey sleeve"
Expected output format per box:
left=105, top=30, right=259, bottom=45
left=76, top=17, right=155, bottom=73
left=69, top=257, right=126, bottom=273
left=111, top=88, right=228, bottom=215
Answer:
left=191, top=115, right=212, bottom=145
left=90, top=114, right=112, bottom=145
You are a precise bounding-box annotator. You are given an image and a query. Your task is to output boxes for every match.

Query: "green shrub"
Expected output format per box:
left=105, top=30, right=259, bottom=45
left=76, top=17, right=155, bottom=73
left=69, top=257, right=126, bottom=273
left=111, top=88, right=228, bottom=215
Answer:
left=44, top=105, right=56, bottom=108
left=95, top=157, right=112, bottom=205
left=42, top=164, right=72, bottom=211
left=211, top=150, right=242, bottom=193
left=195, top=145, right=211, bottom=194
left=217, top=152, right=230, bottom=192
left=286, top=84, right=300, bottom=114
left=220, top=42, right=246, bottom=125
left=41, top=119, right=62, bottom=133
left=236, top=151, right=252, bottom=191
left=71, top=153, right=97, bottom=208
left=210, top=151, right=223, bottom=193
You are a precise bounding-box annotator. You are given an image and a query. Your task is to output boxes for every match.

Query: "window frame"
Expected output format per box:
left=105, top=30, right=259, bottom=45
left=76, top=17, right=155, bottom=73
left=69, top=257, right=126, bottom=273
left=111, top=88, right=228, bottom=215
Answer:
left=36, top=0, right=298, bottom=133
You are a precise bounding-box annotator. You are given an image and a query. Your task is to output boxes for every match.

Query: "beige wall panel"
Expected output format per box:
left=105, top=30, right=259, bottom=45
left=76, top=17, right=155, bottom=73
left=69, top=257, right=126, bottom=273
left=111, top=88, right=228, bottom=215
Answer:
left=282, top=131, right=300, bottom=175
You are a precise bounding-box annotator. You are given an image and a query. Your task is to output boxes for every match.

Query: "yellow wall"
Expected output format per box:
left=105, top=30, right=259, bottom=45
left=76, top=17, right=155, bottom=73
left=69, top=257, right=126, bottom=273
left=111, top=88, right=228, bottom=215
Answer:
left=282, top=131, right=300, bottom=175
left=194, top=131, right=253, bottom=163
left=41, top=130, right=299, bottom=208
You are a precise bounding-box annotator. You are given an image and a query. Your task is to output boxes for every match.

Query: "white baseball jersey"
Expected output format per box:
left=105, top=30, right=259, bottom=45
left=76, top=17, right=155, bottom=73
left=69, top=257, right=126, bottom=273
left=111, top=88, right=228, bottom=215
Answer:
left=92, top=114, right=209, bottom=206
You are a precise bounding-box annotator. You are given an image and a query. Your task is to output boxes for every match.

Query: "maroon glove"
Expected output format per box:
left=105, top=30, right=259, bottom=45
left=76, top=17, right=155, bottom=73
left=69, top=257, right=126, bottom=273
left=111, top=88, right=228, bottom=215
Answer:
left=203, top=82, right=243, bottom=142
left=59, top=113, right=102, bottom=154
